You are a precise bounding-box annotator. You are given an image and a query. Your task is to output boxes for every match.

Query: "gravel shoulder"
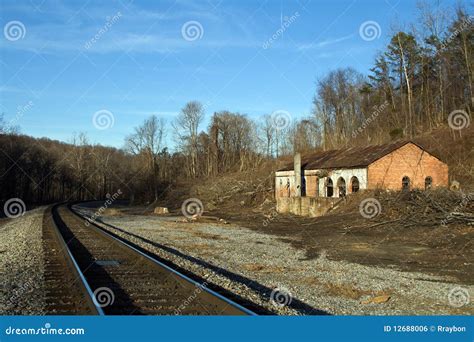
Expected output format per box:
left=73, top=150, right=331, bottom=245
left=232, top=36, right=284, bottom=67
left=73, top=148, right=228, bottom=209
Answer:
left=0, top=207, right=46, bottom=315
left=75, top=205, right=473, bottom=315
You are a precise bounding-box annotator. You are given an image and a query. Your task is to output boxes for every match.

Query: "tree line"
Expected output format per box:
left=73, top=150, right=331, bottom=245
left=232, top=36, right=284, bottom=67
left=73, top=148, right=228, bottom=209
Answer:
left=0, top=2, right=471, bottom=206
left=312, top=4, right=472, bottom=150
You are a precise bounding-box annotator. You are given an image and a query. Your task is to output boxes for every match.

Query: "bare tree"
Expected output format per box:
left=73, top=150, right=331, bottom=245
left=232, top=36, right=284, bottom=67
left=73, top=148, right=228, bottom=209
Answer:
left=68, top=133, right=90, bottom=200
left=125, top=115, right=165, bottom=202
left=174, top=101, right=204, bottom=178
left=312, top=68, right=365, bottom=148
left=261, top=114, right=275, bottom=157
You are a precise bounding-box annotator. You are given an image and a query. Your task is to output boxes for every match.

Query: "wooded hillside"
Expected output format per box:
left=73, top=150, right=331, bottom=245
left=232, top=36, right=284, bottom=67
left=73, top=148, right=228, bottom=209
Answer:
left=0, top=3, right=472, bottom=206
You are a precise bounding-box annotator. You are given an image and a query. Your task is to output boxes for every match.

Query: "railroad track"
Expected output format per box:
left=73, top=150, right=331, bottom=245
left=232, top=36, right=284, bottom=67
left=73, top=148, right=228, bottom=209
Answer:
left=44, top=203, right=254, bottom=315
left=43, top=205, right=99, bottom=314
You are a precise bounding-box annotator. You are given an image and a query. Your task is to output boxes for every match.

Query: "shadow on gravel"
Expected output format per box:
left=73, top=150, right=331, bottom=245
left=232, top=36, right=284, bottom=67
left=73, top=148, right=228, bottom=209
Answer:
left=93, top=217, right=330, bottom=316
left=53, top=206, right=143, bottom=315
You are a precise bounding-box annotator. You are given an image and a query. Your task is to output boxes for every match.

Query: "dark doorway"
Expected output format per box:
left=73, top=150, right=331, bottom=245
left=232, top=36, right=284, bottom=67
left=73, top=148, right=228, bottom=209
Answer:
left=301, top=176, right=306, bottom=197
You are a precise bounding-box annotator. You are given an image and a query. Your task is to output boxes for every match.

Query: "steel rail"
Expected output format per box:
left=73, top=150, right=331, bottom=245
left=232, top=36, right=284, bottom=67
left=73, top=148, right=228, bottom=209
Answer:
left=50, top=204, right=104, bottom=315
left=62, top=203, right=256, bottom=315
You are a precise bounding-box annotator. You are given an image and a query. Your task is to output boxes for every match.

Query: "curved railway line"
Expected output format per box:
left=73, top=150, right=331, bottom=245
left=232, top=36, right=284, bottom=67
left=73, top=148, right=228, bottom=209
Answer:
left=43, top=203, right=255, bottom=315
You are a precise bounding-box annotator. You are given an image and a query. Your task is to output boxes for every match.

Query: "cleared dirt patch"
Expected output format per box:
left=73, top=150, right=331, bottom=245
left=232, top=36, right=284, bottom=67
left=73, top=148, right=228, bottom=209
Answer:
left=214, top=190, right=473, bottom=285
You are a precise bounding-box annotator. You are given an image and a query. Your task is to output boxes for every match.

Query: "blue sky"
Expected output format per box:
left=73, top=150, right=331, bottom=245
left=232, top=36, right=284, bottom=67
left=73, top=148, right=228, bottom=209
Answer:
left=0, top=0, right=462, bottom=148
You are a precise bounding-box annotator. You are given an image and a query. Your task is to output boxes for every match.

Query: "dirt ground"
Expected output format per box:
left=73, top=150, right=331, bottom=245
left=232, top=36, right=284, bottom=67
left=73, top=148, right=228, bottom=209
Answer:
left=80, top=199, right=473, bottom=315
left=116, top=188, right=473, bottom=287
left=213, top=196, right=473, bottom=285
left=148, top=127, right=473, bottom=286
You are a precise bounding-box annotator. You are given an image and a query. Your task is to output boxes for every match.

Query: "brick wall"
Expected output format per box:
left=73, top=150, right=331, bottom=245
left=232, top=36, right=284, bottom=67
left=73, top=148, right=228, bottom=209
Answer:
left=275, top=171, right=319, bottom=198
left=368, top=143, right=448, bottom=190
left=275, top=173, right=293, bottom=198
left=305, top=174, right=318, bottom=197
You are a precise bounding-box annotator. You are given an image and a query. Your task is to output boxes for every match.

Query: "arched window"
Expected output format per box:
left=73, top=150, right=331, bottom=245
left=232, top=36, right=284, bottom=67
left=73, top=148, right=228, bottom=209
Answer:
left=351, top=176, right=360, bottom=193
left=425, top=176, right=432, bottom=190
left=326, top=178, right=333, bottom=197
left=337, top=177, right=346, bottom=197
left=402, top=176, right=410, bottom=190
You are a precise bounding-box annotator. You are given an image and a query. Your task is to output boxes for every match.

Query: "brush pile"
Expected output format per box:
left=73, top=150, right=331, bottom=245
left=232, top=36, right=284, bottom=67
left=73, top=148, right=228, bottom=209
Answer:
left=339, top=188, right=474, bottom=229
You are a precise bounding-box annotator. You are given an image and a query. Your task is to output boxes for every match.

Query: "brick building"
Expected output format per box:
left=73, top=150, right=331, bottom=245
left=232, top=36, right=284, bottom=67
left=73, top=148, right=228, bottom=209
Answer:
left=275, top=141, right=448, bottom=216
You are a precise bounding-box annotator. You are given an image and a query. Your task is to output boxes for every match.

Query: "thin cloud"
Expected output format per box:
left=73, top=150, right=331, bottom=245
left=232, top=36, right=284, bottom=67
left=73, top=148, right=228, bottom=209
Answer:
left=0, top=31, right=261, bottom=55
left=297, top=34, right=355, bottom=51
left=0, top=1, right=261, bottom=55
left=0, top=86, right=23, bottom=93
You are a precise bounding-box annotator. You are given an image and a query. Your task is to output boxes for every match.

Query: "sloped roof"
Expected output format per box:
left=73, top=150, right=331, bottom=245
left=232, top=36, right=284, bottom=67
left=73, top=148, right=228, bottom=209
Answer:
left=278, top=140, right=439, bottom=171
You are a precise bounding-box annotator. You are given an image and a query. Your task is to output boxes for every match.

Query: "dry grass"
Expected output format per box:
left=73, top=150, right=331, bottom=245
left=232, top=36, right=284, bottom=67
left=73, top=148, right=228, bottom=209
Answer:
left=323, top=282, right=391, bottom=300
left=291, top=277, right=393, bottom=302
left=191, top=231, right=227, bottom=240
left=102, top=208, right=123, bottom=216
left=350, top=243, right=373, bottom=251
left=302, top=277, right=321, bottom=286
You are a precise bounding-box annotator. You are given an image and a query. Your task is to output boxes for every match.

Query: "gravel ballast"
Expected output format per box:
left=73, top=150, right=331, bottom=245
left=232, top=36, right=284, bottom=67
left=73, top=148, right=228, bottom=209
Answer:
left=0, top=208, right=46, bottom=315
left=75, top=206, right=473, bottom=315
